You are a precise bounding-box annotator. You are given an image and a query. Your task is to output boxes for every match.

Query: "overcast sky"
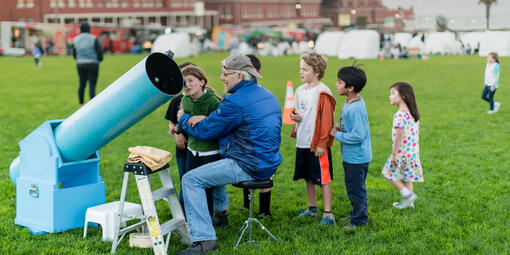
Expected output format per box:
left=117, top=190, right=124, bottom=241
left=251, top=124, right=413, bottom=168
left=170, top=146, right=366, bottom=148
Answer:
left=381, top=0, right=510, bottom=30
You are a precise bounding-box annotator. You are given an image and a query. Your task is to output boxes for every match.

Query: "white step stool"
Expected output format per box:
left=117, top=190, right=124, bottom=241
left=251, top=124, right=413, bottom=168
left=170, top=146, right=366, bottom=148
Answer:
left=84, top=201, right=142, bottom=241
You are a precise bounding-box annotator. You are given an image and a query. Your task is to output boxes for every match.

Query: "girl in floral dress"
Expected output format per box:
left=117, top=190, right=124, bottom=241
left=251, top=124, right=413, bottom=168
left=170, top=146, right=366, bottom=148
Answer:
left=381, top=82, right=423, bottom=209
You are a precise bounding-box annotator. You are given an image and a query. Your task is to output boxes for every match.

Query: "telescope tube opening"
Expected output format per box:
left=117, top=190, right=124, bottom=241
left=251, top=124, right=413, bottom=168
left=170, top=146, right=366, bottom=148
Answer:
left=146, top=53, right=183, bottom=95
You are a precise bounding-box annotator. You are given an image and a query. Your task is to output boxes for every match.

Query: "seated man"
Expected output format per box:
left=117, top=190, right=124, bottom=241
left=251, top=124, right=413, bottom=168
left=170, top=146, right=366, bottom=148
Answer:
left=177, top=54, right=283, bottom=254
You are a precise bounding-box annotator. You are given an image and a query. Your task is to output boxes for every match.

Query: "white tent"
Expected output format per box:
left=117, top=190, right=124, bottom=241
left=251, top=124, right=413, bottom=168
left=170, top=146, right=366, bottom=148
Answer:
left=460, top=32, right=484, bottom=49
left=314, top=31, right=346, bottom=56
left=151, top=32, right=198, bottom=58
left=479, top=31, right=510, bottom=57
left=407, top=34, right=425, bottom=53
left=337, top=30, right=380, bottom=59
left=394, top=32, right=413, bottom=48
left=424, top=32, right=462, bottom=55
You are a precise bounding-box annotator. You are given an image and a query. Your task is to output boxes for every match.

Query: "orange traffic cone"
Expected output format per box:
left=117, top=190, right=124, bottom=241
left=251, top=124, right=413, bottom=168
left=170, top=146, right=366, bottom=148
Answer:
left=282, top=80, right=295, bottom=124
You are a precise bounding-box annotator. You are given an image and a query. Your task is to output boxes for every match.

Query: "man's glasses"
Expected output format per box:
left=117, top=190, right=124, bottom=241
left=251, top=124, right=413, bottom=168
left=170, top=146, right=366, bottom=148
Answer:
left=222, top=72, right=236, bottom=77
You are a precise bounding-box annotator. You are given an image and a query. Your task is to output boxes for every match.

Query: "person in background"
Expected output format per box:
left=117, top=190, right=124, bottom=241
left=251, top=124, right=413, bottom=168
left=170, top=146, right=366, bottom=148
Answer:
left=72, top=21, right=103, bottom=107
left=481, top=52, right=501, bottom=114
left=32, top=44, right=42, bottom=67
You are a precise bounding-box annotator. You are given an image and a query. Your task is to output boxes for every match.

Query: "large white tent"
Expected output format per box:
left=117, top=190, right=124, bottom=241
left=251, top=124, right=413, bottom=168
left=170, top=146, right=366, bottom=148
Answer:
left=460, top=32, right=485, bottom=49
left=314, top=31, right=346, bottom=56
left=151, top=32, right=198, bottom=58
left=394, top=32, right=413, bottom=48
left=424, top=32, right=462, bottom=55
left=479, top=31, right=510, bottom=57
left=337, top=30, right=380, bottom=59
left=407, top=34, right=425, bottom=53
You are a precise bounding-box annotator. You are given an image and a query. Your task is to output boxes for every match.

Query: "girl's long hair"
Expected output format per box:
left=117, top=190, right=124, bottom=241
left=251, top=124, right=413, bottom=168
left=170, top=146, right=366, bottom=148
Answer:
left=390, top=82, right=420, bottom=122
left=489, top=52, right=500, bottom=63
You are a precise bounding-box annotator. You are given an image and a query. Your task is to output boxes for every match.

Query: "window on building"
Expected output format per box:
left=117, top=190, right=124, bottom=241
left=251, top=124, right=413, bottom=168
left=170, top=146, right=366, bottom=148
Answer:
left=17, top=0, right=25, bottom=8
left=120, top=0, right=128, bottom=7
left=267, top=6, right=279, bottom=18
left=78, top=0, right=85, bottom=7
left=86, top=0, right=93, bottom=7
left=68, top=0, right=75, bottom=8
left=143, top=0, right=154, bottom=8
left=172, top=0, right=182, bottom=7
left=26, top=0, right=35, bottom=7
left=220, top=6, right=232, bottom=19
left=156, top=0, right=163, bottom=7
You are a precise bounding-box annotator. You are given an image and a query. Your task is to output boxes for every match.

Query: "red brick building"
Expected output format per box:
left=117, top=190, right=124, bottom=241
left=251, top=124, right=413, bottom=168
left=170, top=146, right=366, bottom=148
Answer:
left=1, top=0, right=219, bottom=29
left=1, top=0, right=331, bottom=29
left=205, top=0, right=330, bottom=28
left=321, top=0, right=414, bottom=32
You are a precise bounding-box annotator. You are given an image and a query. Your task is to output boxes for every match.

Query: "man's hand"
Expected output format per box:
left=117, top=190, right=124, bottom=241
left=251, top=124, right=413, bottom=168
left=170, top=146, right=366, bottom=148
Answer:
left=188, top=115, right=206, bottom=127
left=290, top=110, right=302, bottom=122
left=490, top=88, right=495, bottom=92
left=176, top=133, right=187, bottom=149
left=168, top=122, right=176, bottom=138
left=314, top=147, right=325, bottom=157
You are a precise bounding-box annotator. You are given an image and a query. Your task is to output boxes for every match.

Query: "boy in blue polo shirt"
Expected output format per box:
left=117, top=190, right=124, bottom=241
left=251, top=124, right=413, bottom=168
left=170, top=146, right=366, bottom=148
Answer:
left=330, top=65, right=372, bottom=230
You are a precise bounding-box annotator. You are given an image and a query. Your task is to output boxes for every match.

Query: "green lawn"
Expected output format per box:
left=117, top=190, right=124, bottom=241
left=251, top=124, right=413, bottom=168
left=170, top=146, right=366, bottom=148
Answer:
left=1, top=53, right=509, bottom=254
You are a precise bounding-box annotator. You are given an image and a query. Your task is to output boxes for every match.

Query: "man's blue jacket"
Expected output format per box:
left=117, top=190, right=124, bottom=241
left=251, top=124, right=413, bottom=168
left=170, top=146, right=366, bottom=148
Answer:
left=179, top=79, right=282, bottom=180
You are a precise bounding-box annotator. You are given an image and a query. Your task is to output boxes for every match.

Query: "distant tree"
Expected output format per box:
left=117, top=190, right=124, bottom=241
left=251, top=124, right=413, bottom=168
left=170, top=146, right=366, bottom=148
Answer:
left=356, top=16, right=368, bottom=29
left=436, top=15, right=449, bottom=32
left=479, top=0, right=497, bottom=30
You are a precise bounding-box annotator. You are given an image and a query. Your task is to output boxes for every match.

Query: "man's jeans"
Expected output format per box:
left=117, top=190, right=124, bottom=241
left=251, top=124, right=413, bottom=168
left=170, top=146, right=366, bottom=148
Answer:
left=182, top=158, right=254, bottom=242
left=481, top=85, right=496, bottom=110
left=343, top=161, right=369, bottom=226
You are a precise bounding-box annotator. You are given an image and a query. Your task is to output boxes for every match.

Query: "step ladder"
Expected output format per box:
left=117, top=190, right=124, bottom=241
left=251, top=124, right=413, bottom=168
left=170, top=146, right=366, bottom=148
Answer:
left=111, top=162, right=192, bottom=254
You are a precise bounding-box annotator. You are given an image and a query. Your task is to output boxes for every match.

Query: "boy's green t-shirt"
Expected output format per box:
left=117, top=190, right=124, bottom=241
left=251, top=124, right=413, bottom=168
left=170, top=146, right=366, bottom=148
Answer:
left=181, top=90, right=221, bottom=152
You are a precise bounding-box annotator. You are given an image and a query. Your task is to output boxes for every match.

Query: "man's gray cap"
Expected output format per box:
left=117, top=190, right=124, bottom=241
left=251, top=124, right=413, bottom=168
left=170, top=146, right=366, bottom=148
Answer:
left=222, top=54, right=262, bottom=79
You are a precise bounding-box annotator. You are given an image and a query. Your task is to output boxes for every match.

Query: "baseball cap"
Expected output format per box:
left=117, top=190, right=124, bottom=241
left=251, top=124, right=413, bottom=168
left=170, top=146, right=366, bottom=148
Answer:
left=222, top=54, right=262, bottom=79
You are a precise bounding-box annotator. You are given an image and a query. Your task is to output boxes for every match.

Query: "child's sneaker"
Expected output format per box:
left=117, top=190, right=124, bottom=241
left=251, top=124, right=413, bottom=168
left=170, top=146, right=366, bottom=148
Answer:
left=297, top=208, right=318, bottom=217
left=393, top=201, right=415, bottom=209
left=393, top=193, right=417, bottom=209
left=494, top=102, right=501, bottom=112
left=318, top=216, right=335, bottom=226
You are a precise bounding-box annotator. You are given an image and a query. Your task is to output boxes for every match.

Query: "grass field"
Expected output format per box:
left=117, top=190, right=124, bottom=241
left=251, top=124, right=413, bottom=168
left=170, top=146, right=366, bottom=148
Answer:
left=1, top=52, right=509, bottom=254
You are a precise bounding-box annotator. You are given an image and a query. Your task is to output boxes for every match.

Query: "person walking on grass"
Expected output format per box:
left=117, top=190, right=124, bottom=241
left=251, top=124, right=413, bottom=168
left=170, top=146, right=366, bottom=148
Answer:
left=482, top=52, right=501, bottom=114
left=32, top=44, right=42, bottom=67
left=381, top=82, right=423, bottom=210
left=329, top=65, right=371, bottom=230
left=291, top=53, right=336, bottom=226
left=72, top=21, right=103, bottom=107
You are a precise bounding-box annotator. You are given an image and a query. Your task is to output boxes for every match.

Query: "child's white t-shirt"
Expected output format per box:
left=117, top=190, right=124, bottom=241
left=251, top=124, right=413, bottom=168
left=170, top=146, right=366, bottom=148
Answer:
left=295, top=85, right=320, bottom=148
left=484, top=62, right=498, bottom=86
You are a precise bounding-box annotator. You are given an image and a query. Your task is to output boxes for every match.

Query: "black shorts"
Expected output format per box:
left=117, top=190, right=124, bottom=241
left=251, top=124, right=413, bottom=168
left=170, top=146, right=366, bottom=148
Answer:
left=293, top=147, right=333, bottom=185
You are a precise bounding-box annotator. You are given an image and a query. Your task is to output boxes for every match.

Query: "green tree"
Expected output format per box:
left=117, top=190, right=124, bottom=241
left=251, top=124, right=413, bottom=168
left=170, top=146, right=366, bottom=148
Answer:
left=436, top=15, right=449, bottom=32
left=356, top=16, right=368, bottom=29
left=479, top=0, right=497, bottom=30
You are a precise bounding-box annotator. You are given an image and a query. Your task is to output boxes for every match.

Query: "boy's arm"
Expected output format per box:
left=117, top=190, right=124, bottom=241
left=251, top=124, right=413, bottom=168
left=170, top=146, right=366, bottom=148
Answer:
left=334, top=110, right=368, bottom=144
left=316, top=94, right=335, bottom=149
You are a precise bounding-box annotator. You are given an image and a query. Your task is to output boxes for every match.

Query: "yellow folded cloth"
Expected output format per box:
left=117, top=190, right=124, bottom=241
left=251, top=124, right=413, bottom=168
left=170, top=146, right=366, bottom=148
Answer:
left=127, top=146, right=172, bottom=171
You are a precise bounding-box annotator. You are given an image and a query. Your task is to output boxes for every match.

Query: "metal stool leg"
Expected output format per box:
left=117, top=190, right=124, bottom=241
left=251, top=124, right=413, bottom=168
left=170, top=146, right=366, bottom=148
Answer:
left=235, top=188, right=277, bottom=248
